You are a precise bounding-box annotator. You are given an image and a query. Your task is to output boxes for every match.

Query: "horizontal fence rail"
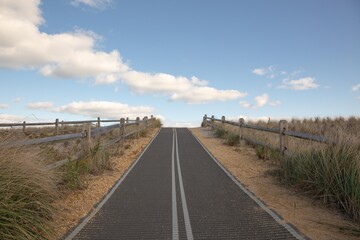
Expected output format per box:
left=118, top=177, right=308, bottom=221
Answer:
left=0, top=115, right=157, bottom=169
left=202, top=114, right=329, bottom=159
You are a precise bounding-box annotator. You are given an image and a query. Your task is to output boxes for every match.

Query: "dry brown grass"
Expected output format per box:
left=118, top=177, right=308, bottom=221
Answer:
left=210, top=116, right=360, bottom=222
left=0, top=119, right=161, bottom=239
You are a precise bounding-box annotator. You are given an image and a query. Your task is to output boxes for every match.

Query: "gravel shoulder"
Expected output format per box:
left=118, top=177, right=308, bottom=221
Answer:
left=190, top=127, right=359, bottom=240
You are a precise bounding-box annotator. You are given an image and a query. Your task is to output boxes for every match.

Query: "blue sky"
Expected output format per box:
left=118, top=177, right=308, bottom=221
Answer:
left=0, top=0, right=359, bottom=127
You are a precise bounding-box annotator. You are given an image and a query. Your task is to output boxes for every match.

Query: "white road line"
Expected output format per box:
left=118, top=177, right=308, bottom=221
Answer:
left=175, top=129, right=194, bottom=240
left=172, top=129, right=179, bottom=240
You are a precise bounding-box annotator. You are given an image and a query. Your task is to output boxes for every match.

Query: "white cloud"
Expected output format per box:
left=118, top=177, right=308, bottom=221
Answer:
left=252, top=68, right=267, bottom=76
left=240, top=93, right=280, bottom=109
left=0, top=114, right=25, bottom=123
left=252, top=66, right=275, bottom=78
left=71, top=0, right=112, bottom=9
left=254, top=93, right=269, bottom=107
left=268, top=100, right=281, bottom=106
left=13, top=98, right=21, bottom=103
left=0, top=103, right=8, bottom=109
left=55, top=101, right=154, bottom=119
left=0, top=0, right=245, bottom=104
left=352, top=84, right=360, bottom=92
left=357, top=96, right=360, bottom=100
left=280, top=77, right=319, bottom=90
left=27, top=101, right=53, bottom=109
left=170, top=87, right=246, bottom=104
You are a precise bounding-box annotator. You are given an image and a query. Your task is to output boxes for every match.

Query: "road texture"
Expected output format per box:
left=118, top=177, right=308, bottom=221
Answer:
left=65, top=128, right=307, bottom=240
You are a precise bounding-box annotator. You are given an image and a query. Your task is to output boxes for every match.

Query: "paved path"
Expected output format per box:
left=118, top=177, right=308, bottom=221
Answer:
left=66, top=128, right=306, bottom=240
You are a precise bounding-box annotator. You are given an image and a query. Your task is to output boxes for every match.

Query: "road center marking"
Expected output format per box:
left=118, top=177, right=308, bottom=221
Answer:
left=175, top=129, right=194, bottom=240
left=172, top=129, right=179, bottom=240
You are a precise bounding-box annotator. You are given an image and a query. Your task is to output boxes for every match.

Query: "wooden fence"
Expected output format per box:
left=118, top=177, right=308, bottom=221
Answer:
left=0, top=115, right=156, bottom=169
left=202, top=114, right=329, bottom=159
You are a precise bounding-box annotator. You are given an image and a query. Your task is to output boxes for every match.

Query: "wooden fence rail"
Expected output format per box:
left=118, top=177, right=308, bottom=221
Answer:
left=0, top=115, right=153, bottom=133
left=202, top=114, right=329, bottom=159
left=0, top=116, right=156, bottom=169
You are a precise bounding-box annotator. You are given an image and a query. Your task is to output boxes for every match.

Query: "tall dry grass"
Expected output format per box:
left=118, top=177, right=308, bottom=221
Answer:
left=210, top=116, right=360, bottom=222
left=0, top=118, right=162, bottom=239
left=0, top=148, right=58, bottom=240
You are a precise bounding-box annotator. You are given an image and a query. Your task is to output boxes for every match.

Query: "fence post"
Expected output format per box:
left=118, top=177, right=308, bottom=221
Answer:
left=279, top=120, right=288, bottom=160
left=221, top=116, right=225, bottom=131
left=239, top=118, right=244, bottom=146
left=203, top=114, right=208, bottom=127
left=120, top=118, right=125, bottom=146
left=211, top=115, right=214, bottom=128
left=55, top=118, right=59, bottom=135
left=144, top=116, right=148, bottom=128
left=97, top=117, right=101, bottom=128
left=126, top=117, right=129, bottom=124
left=136, top=117, right=140, bottom=138
left=23, top=121, right=26, bottom=132
left=82, top=123, right=92, bottom=147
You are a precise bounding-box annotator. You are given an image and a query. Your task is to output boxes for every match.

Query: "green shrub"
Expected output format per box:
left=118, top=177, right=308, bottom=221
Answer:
left=213, top=127, right=227, bottom=138
left=255, top=146, right=281, bottom=162
left=225, top=132, right=240, bottom=146
left=276, top=141, right=360, bottom=221
left=60, top=140, right=112, bottom=190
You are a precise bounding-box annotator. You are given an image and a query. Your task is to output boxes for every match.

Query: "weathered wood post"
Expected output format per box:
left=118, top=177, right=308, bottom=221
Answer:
left=203, top=114, right=208, bottom=127
left=23, top=121, right=26, bottom=132
left=279, top=120, right=288, bottom=160
left=136, top=117, right=140, bottom=138
left=82, top=123, right=92, bottom=147
left=211, top=115, right=215, bottom=129
left=239, top=118, right=244, bottom=146
left=144, top=116, right=148, bottom=129
left=221, top=116, right=225, bottom=131
left=120, top=118, right=125, bottom=147
left=97, top=117, right=101, bottom=128
left=55, top=118, right=59, bottom=135
left=126, top=117, right=129, bottom=124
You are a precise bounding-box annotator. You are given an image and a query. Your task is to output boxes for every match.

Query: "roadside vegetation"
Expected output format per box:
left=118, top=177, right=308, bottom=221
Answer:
left=209, top=116, right=360, bottom=224
left=0, top=119, right=161, bottom=239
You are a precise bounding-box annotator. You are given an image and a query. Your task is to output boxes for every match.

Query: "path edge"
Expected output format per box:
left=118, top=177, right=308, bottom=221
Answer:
left=189, top=128, right=309, bottom=240
left=63, top=129, right=161, bottom=240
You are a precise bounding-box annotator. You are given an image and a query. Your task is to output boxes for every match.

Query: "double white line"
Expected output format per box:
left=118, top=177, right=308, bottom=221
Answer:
left=172, top=129, right=194, bottom=240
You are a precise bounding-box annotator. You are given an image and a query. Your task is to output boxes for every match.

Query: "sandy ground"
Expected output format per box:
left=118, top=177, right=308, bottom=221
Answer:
left=52, top=128, right=159, bottom=239
left=190, top=127, right=360, bottom=240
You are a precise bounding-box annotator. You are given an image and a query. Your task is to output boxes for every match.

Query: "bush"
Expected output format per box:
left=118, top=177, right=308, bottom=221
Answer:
left=60, top=140, right=112, bottom=190
left=255, top=145, right=281, bottom=162
left=212, top=127, right=227, bottom=138
left=225, top=132, right=240, bottom=146
left=276, top=141, right=360, bottom=221
left=0, top=149, right=57, bottom=240
left=152, top=119, right=162, bottom=128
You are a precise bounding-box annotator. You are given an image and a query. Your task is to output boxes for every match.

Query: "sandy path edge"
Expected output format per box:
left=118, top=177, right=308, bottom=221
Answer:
left=52, top=128, right=160, bottom=239
left=190, top=127, right=359, bottom=240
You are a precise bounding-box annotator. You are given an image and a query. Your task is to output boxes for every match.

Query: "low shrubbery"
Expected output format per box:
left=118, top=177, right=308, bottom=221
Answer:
left=210, top=117, right=360, bottom=222
left=275, top=138, right=360, bottom=221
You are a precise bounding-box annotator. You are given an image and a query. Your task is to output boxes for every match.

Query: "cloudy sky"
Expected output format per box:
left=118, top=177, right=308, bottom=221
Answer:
left=0, top=0, right=359, bottom=126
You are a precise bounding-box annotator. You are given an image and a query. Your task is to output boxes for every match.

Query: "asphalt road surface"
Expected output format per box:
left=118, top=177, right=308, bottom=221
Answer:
left=65, top=128, right=306, bottom=240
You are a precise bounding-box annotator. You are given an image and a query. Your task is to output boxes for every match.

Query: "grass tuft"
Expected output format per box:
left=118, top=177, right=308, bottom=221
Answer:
left=0, top=149, right=57, bottom=240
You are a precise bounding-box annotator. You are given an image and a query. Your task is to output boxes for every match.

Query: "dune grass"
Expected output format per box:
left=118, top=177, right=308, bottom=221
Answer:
left=0, top=118, right=161, bottom=239
left=210, top=116, right=360, bottom=222
left=0, top=149, right=58, bottom=240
